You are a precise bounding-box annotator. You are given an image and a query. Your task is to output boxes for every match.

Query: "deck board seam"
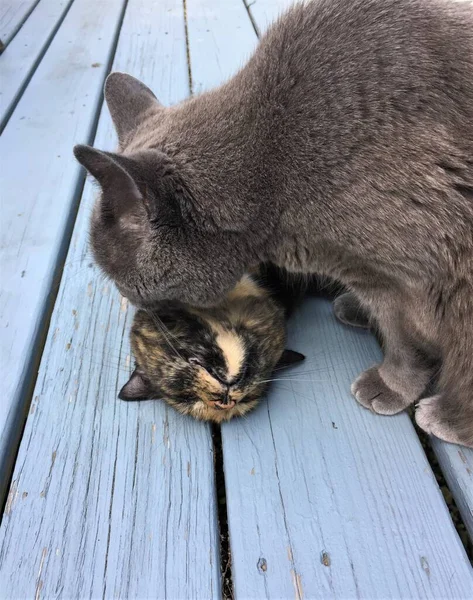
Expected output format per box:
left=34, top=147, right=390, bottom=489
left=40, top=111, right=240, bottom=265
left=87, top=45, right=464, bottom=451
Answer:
left=1, top=0, right=41, bottom=49
left=0, top=0, right=76, bottom=134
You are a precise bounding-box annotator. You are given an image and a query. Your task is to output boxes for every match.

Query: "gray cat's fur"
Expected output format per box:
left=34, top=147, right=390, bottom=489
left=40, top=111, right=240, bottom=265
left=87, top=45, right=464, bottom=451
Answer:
left=74, top=0, right=473, bottom=447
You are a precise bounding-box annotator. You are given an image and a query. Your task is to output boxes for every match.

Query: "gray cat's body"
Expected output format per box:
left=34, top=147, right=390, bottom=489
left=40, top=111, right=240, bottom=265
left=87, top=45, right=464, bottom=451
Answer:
left=74, top=0, right=473, bottom=446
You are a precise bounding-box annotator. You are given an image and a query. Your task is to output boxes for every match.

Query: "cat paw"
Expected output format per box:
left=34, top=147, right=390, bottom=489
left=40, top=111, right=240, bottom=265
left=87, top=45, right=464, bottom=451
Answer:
left=333, top=293, right=370, bottom=329
left=415, top=396, right=473, bottom=448
left=351, top=367, right=411, bottom=415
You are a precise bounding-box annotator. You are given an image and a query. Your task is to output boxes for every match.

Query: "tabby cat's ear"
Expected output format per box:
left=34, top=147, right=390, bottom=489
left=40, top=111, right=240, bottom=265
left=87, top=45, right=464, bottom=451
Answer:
left=276, top=349, right=305, bottom=370
left=104, top=72, right=161, bottom=145
left=73, top=145, right=142, bottom=212
left=119, top=369, right=154, bottom=401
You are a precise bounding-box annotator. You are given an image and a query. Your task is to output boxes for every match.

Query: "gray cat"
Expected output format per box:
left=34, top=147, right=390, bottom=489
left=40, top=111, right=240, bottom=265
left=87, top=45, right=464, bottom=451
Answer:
left=74, top=0, right=473, bottom=447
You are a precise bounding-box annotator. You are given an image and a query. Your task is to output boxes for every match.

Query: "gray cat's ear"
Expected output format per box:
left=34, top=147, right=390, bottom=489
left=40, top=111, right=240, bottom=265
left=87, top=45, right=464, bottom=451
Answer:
left=276, top=349, right=305, bottom=370
left=73, top=145, right=142, bottom=210
left=104, top=72, right=161, bottom=145
left=119, top=369, right=154, bottom=401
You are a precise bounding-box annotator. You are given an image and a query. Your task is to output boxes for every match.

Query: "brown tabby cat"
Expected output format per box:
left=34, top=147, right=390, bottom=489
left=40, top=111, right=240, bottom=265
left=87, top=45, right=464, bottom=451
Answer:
left=119, top=266, right=306, bottom=422
left=74, top=0, right=473, bottom=447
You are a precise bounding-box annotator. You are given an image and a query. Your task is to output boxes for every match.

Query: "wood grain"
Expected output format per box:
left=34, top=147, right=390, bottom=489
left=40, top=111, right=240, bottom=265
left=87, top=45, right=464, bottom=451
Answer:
left=0, top=0, right=73, bottom=130
left=0, top=0, right=39, bottom=47
left=0, top=1, right=221, bottom=598
left=186, top=0, right=257, bottom=94
left=432, top=440, right=473, bottom=538
left=222, top=299, right=473, bottom=599
left=0, top=0, right=127, bottom=505
left=245, top=0, right=295, bottom=34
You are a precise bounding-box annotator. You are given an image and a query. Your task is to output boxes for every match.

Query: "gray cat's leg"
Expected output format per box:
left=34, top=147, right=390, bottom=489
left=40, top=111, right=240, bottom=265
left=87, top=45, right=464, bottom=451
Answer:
left=333, top=292, right=371, bottom=328
left=351, top=299, right=437, bottom=415
left=416, top=290, right=473, bottom=448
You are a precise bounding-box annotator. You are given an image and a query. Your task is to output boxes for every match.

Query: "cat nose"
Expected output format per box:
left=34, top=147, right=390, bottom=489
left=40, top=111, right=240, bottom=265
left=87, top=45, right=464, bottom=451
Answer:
left=214, top=399, right=236, bottom=410
left=214, top=388, right=236, bottom=410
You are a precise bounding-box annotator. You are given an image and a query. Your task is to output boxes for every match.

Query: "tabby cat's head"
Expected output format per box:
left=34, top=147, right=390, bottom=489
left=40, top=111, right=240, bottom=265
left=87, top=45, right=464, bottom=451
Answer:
left=119, top=276, right=304, bottom=423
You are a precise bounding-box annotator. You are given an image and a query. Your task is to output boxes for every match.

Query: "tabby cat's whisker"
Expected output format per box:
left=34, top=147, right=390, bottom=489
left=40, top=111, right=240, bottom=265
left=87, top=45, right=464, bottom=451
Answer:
left=256, top=377, right=327, bottom=384
left=147, top=312, right=184, bottom=361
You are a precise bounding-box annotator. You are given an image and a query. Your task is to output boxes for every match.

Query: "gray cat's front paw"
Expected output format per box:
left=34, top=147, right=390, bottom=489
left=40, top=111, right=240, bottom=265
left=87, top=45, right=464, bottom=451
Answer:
left=351, top=367, right=411, bottom=415
left=415, top=396, right=473, bottom=448
left=333, top=292, right=370, bottom=329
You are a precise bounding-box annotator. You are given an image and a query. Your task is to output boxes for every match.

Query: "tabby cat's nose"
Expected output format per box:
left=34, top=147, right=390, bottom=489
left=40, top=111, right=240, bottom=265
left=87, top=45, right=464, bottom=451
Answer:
left=214, top=389, right=235, bottom=410
left=214, top=399, right=236, bottom=410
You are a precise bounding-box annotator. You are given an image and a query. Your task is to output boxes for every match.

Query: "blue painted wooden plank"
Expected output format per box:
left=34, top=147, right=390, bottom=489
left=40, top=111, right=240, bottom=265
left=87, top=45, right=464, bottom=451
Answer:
left=0, top=0, right=74, bottom=130
left=222, top=300, right=473, bottom=599
left=186, top=0, right=257, bottom=94
left=0, top=1, right=221, bottom=597
left=245, top=0, right=294, bottom=34
left=432, top=440, right=473, bottom=538
left=185, top=1, right=473, bottom=597
left=0, top=0, right=39, bottom=47
left=0, top=0, right=127, bottom=505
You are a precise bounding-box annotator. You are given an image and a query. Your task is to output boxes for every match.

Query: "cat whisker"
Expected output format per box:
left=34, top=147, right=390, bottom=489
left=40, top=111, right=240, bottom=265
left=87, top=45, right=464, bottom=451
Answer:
left=256, top=377, right=327, bottom=384
left=147, top=312, right=185, bottom=361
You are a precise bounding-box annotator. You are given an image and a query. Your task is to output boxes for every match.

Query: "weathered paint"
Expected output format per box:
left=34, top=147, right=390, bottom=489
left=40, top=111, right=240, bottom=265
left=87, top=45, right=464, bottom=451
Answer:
left=0, top=0, right=38, bottom=47
left=1, top=1, right=472, bottom=598
left=0, top=1, right=220, bottom=598
left=0, top=0, right=127, bottom=504
left=0, top=0, right=73, bottom=129
left=185, top=1, right=473, bottom=597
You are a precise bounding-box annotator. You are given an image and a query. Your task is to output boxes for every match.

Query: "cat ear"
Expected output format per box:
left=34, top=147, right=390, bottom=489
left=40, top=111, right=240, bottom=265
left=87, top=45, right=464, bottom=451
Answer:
left=276, top=349, right=305, bottom=370
left=119, top=369, right=154, bottom=401
left=73, top=145, right=143, bottom=212
left=104, top=72, right=161, bottom=145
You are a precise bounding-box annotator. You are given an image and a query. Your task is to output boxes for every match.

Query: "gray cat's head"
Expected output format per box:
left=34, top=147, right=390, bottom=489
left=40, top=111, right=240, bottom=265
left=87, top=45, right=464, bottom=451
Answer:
left=74, top=73, right=254, bottom=308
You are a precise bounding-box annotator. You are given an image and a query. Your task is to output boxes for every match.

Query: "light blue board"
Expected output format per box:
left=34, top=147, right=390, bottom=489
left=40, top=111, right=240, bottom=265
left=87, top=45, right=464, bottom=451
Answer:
left=223, top=300, right=473, bottom=599
left=0, top=0, right=128, bottom=506
left=245, top=0, right=294, bottom=34
left=186, top=0, right=258, bottom=94
left=0, top=0, right=73, bottom=130
left=0, top=0, right=39, bottom=47
left=432, top=440, right=473, bottom=538
left=186, top=1, right=473, bottom=598
left=0, top=1, right=221, bottom=598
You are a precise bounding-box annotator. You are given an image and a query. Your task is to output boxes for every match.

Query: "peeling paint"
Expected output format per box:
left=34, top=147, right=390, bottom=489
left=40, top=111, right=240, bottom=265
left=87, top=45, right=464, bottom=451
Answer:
left=35, top=548, right=48, bottom=600
left=291, top=569, right=303, bottom=599
left=5, top=480, right=18, bottom=515
left=163, top=415, right=170, bottom=448
left=321, top=551, right=331, bottom=567
left=151, top=423, right=156, bottom=444
left=420, top=556, right=430, bottom=577
left=257, top=557, right=267, bottom=573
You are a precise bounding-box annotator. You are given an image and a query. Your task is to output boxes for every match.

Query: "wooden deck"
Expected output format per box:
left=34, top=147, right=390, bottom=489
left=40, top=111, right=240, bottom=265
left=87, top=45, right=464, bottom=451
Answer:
left=0, top=1, right=472, bottom=598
